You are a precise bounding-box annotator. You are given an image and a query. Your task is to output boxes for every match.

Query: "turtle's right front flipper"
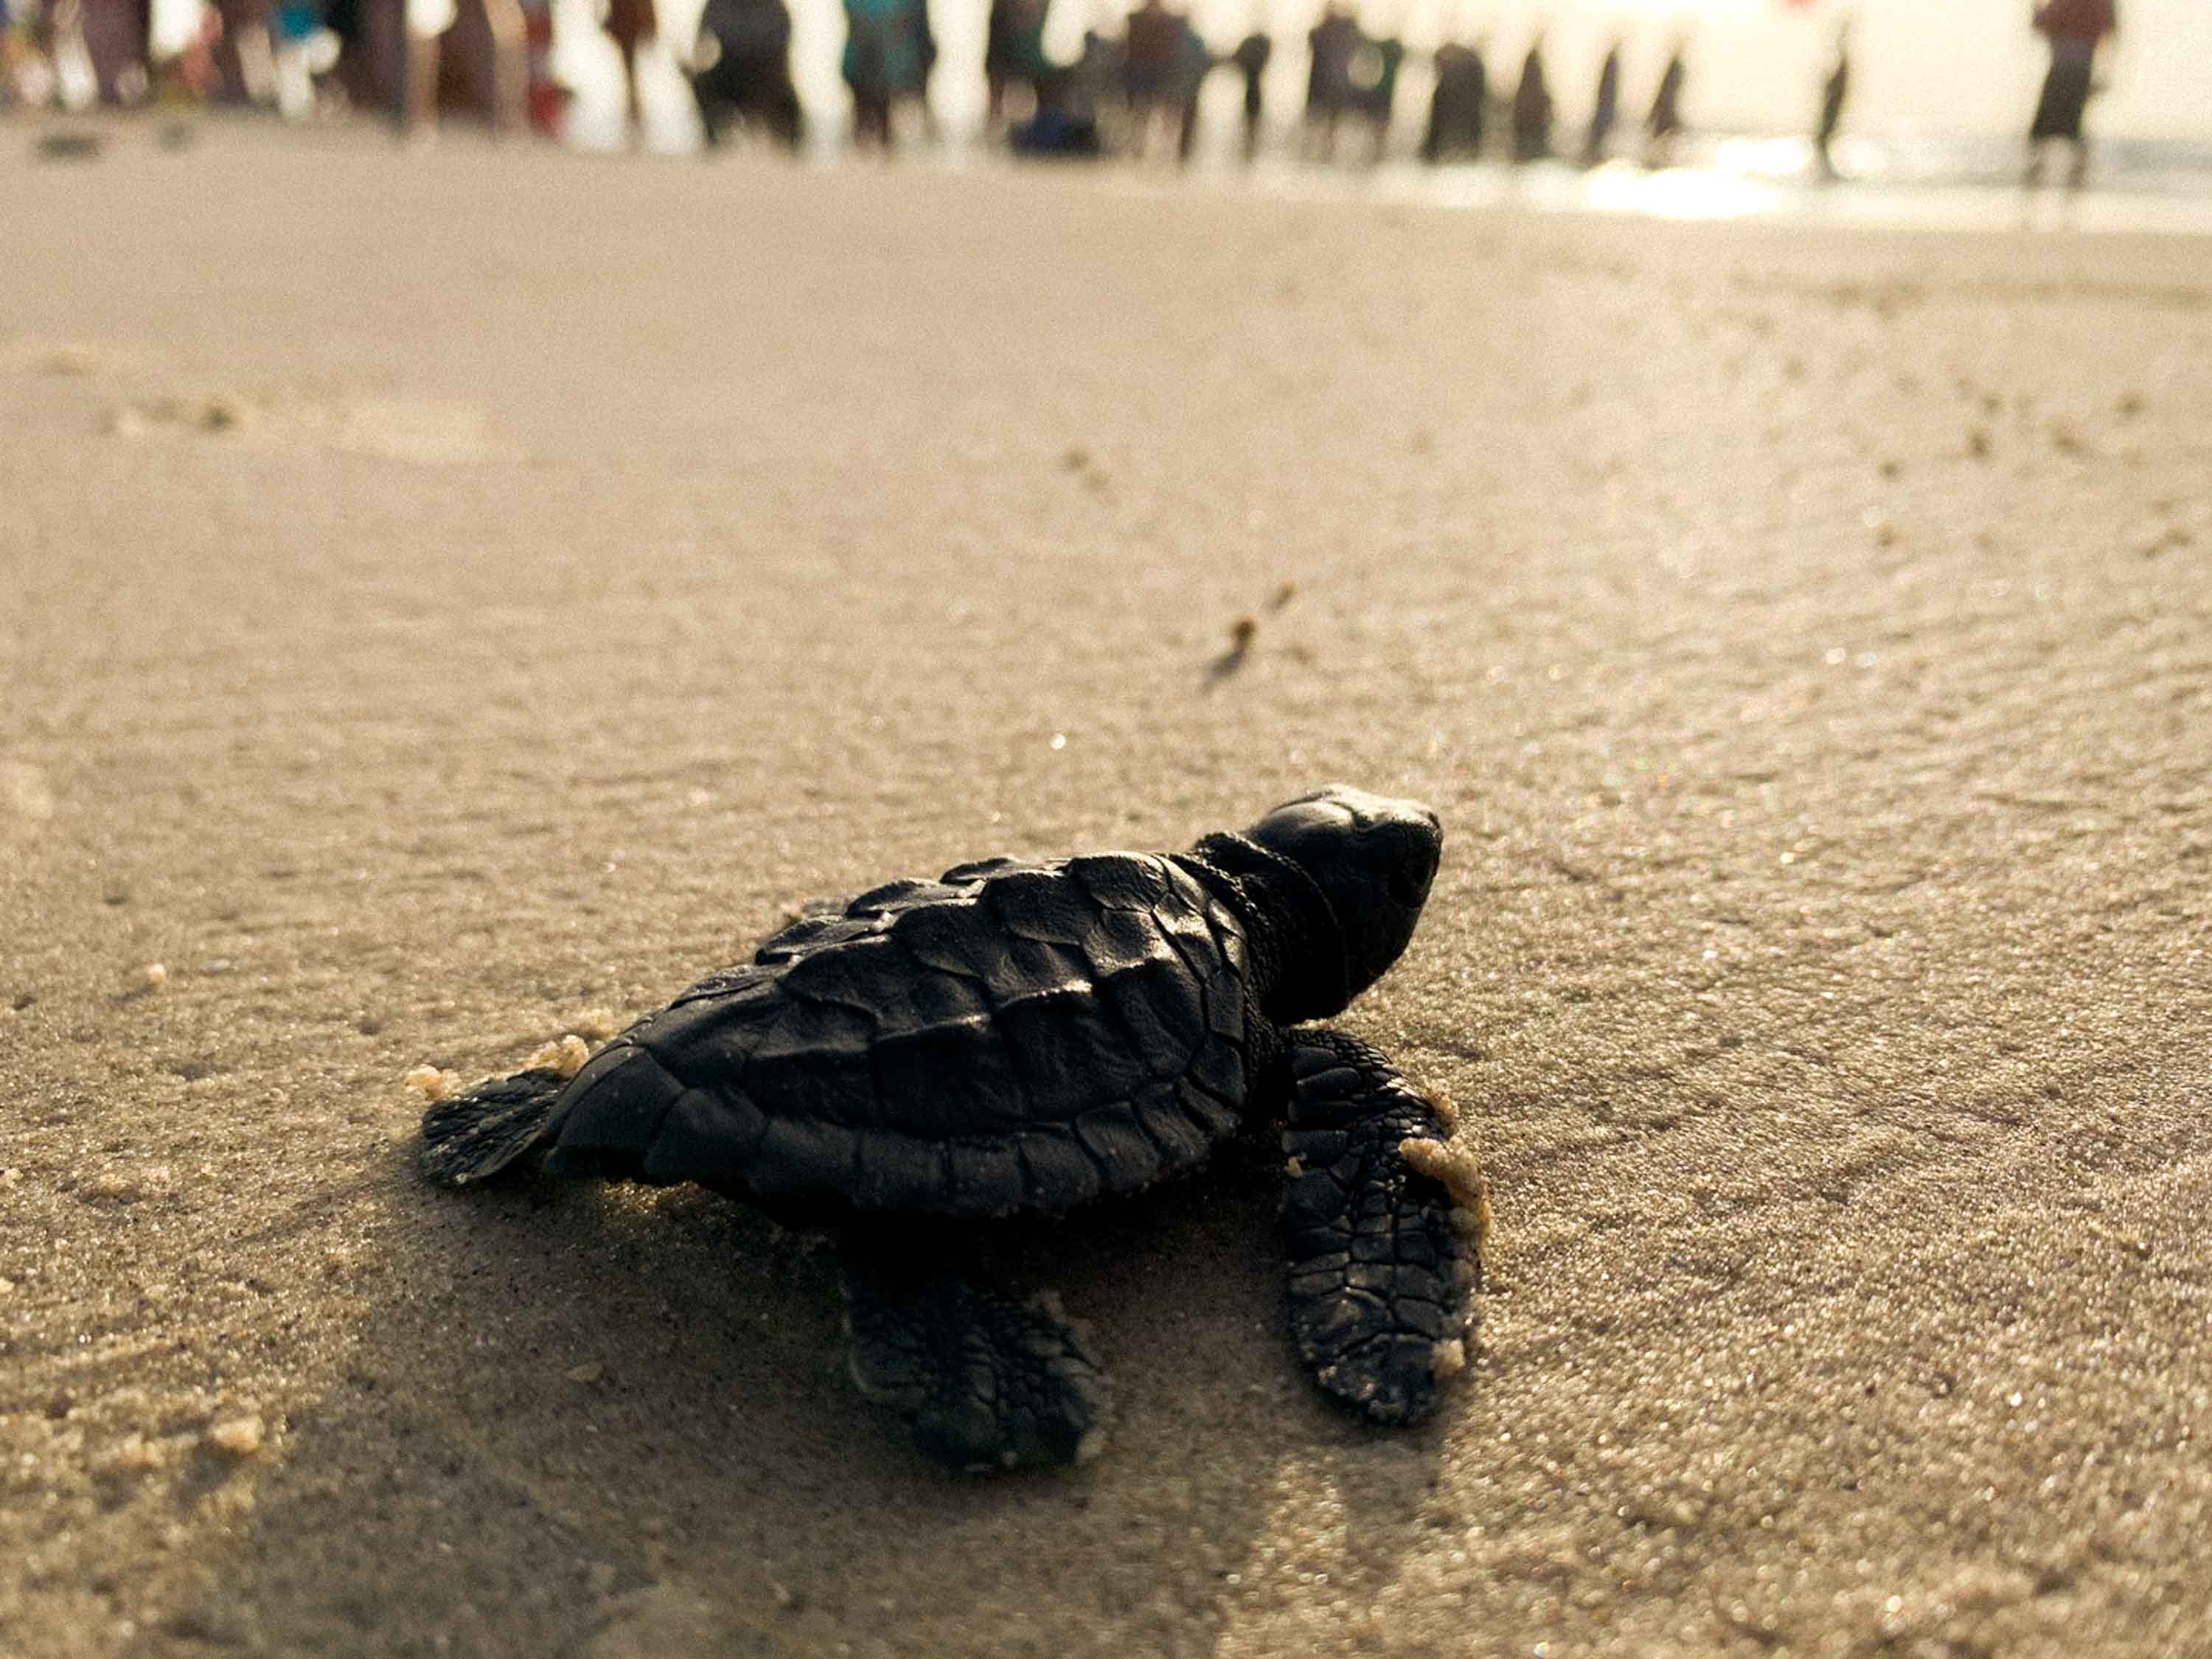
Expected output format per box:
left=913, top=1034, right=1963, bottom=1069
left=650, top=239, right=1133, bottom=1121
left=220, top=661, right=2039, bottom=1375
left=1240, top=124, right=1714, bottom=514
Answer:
left=1281, top=1030, right=1489, bottom=1426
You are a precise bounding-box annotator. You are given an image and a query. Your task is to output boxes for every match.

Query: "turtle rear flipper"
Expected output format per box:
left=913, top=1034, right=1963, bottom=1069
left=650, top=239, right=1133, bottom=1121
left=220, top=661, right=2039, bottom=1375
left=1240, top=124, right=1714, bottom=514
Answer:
left=419, top=1066, right=573, bottom=1189
left=1281, top=1030, right=1485, bottom=1426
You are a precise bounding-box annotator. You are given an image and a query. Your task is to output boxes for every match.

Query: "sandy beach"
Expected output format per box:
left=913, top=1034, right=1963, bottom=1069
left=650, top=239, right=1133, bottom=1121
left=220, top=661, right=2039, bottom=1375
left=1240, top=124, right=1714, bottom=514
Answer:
left=4, top=119, right=2211, bottom=1658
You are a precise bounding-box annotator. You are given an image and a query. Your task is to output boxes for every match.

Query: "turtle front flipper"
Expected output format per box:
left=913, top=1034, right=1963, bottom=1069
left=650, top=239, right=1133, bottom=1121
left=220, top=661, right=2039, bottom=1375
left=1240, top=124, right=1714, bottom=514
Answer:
left=1281, top=1030, right=1488, bottom=1426
left=841, top=1237, right=1110, bottom=1472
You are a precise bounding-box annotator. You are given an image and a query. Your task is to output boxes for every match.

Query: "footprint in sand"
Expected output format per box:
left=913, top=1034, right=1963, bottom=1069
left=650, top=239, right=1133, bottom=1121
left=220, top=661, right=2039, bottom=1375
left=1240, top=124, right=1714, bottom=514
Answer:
left=103, top=389, right=500, bottom=465
left=1, top=337, right=118, bottom=377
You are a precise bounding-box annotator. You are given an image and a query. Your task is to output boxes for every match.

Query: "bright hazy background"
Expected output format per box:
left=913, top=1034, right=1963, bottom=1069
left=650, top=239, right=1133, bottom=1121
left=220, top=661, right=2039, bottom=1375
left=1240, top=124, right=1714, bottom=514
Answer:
left=137, top=0, right=2208, bottom=148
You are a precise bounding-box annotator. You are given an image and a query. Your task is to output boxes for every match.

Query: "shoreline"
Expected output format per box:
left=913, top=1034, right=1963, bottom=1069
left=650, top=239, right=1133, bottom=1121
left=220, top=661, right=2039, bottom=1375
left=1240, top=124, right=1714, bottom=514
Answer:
left=12, top=106, right=2212, bottom=236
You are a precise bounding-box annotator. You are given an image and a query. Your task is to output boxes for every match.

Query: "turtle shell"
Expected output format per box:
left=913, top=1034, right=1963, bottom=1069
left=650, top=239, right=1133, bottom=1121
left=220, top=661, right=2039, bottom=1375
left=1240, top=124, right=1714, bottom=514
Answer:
left=538, top=852, right=1259, bottom=1217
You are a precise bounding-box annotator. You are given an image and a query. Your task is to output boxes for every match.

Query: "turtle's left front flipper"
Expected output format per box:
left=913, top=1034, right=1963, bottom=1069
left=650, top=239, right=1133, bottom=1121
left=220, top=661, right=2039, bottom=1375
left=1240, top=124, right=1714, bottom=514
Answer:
left=1281, top=1030, right=1488, bottom=1425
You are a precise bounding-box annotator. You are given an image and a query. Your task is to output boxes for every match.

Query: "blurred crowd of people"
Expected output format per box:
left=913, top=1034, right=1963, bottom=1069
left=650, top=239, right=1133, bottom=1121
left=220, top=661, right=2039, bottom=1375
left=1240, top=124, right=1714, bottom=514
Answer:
left=0, top=0, right=573, bottom=131
left=0, top=0, right=2123, bottom=190
left=957, top=4, right=1711, bottom=168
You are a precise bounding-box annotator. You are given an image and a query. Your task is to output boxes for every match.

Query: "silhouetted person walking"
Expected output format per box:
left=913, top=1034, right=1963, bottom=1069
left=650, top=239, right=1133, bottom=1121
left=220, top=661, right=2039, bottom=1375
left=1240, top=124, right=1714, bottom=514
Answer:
left=844, top=0, right=926, bottom=149
left=1813, top=18, right=1849, bottom=180
left=1121, top=0, right=1191, bottom=159
left=1644, top=41, right=1685, bottom=165
left=1422, top=37, right=1485, bottom=162
left=984, top=0, right=1048, bottom=131
left=1231, top=26, right=1269, bottom=160
left=2025, top=0, right=2115, bottom=190
left=1582, top=38, right=1619, bottom=166
left=1302, top=4, right=1357, bottom=160
left=80, top=0, right=151, bottom=102
left=692, top=0, right=802, bottom=149
left=1509, top=35, right=1551, bottom=162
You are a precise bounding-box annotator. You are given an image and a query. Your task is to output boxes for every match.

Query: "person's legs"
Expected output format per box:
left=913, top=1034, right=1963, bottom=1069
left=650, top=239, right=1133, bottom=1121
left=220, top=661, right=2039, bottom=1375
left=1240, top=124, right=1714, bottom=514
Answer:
left=403, top=29, right=437, bottom=130
left=213, top=0, right=276, bottom=102
left=402, top=0, right=456, bottom=131
left=83, top=0, right=150, bottom=102
left=493, top=0, right=524, bottom=128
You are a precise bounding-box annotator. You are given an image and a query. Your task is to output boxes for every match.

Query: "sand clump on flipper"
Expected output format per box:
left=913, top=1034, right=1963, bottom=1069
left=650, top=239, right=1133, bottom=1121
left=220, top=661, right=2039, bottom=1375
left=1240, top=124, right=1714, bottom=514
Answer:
left=415, top=787, right=1488, bottom=1471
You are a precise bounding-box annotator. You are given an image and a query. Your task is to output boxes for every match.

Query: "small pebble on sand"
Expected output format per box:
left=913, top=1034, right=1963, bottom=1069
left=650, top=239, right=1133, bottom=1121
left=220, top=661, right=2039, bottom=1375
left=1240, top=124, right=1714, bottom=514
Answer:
left=142, top=963, right=168, bottom=991
left=524, top=1034, right=593, bottom=1078
left=566, top=1362, right=604, bottom=1384
left=403, top=1065, right=459, bottom=1103
left=206, top=1416, right=265, bottom=1457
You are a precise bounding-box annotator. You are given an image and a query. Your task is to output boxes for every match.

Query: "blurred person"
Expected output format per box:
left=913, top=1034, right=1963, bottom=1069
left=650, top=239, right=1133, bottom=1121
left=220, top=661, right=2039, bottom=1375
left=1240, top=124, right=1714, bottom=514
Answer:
left=1300, top=1, right=1355, bottom=161
left=909, top=0, right=937, bottom=138
left=403, top=0, right=525, bottom=135
left=1420, top=34, right=1484, bottom=162
left=1509, top=32, right=1549, bottom=161
left=1812, top=15, right=1848, bottom=180
left=0, top=0, right=30, bottom=104
left=601, top=0, right=653, bottom=137
left=210, top=0, right=276, bottom=101
left=2025, top=0, right=2115, bottom=190
left=984, top=0, right=1048, bottom=131
left=1228, top=19, right=1266, bottom=161
left=1352, top=29, right=1401, bottom=164
left=843, top=0, right=925, bottom=150
left=1119, top=0, right=1181, bottom=158
left=269, top=0, right=331, bottom=114
left=324, top=0, right=381, bottom=109
left=80, top=0, right=149, bottom=101
left=1644, top=38, right=1685, bottom=165
left=1172, top=10, right=1208, bottom=161
left=519, top=0, right=568, bottom=134
left=1011, top=24, right=1115, bottom=155
left=0, top=0, right=20, bottom=102
left=692, top=0, right=800, bottom=147
left=1009, top=54, right=1102, bottom=154
left=1581, top=36, right=1618, bottom=166
left=168, top=0, right=225, bottom=97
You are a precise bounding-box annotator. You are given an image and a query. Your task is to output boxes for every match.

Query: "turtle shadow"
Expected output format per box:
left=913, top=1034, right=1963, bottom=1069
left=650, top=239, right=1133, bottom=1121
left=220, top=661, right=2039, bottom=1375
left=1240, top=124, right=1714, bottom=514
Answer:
left=156, top=1130, right=1464, bottom=1656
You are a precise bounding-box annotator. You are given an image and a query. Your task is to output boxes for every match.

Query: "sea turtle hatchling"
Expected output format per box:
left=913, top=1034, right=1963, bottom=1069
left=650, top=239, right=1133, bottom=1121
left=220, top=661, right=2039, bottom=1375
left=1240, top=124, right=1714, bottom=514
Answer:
left=419, top=785, right=1487, bottom=1471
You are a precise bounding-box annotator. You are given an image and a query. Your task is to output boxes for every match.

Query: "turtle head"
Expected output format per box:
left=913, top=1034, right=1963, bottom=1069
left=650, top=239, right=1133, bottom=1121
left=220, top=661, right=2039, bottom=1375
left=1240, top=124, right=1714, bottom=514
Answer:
left=1244, top=785, right=1442, bottom=1018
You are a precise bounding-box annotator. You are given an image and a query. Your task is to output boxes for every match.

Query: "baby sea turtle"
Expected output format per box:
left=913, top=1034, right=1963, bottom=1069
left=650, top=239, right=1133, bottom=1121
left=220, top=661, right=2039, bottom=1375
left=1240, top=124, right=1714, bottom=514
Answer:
left=419, top=785, right=1486, bottom=1471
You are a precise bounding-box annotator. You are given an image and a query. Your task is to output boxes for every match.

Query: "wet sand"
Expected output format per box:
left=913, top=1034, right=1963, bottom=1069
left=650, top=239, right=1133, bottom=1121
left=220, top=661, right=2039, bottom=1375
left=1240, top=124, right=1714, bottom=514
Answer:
left=4, top=118, right=2211, bottom=1658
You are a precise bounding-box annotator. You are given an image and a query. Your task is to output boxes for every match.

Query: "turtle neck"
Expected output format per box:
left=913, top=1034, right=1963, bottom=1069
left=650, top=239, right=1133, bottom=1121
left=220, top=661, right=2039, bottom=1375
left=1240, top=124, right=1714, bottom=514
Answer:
left=1172, top=832, right=1352, bottom=1025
